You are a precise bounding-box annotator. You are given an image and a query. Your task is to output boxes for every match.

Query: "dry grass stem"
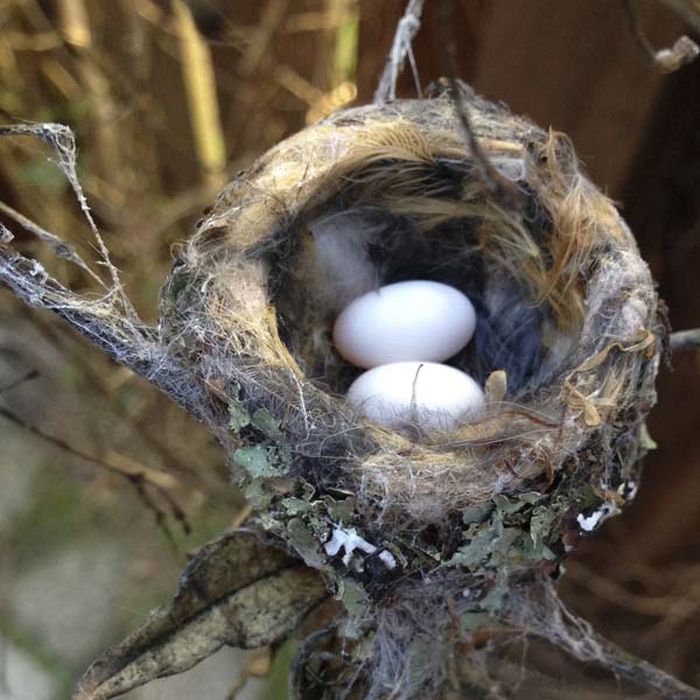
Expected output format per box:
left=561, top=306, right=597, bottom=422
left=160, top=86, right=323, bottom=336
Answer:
left=172, top=0, right=226, bottom=187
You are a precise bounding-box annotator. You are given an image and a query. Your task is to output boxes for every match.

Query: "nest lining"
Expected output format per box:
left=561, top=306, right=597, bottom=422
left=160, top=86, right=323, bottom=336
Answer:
left=160, top=88, right=660, bottom=525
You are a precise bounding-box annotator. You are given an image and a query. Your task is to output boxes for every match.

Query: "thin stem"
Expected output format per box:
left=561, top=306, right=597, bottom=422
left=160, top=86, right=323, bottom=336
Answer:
left=0, top=245, right=220, bottom=428
left=0, top=403, right=190, bottom=537
left=0, top=199, right=105, bottom=286
left=0, top=123, right=140, bottom=322
left=437, top=0, right=524, bottom=212
left=374, top=0, right=426, bottom=104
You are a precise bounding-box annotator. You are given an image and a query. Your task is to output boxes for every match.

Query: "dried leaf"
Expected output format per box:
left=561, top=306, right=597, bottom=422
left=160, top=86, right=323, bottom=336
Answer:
left=484, top=369, right=507, bottom=402
left=74, top=529, right=327, bottom=700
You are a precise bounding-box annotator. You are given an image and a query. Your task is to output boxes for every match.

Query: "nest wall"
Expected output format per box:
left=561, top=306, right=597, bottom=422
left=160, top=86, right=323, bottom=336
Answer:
left=159, top=86, right=661, bottom=530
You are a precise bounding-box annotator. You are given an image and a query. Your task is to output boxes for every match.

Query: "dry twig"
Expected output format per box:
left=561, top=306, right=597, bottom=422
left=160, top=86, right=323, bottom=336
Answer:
left=624, top=0, right=699, bottom=72
left=0, top=245, right=215, bottom=425
left=670, top=328, right=700, bottom=352
left=374, top=0, right=425, bottom=104
left=0, top=123, right=139, bottom=321
left=0, top=403, right=190, bottom=537
left=656, top=0, right=700, bottom=35
left=0, top=199, right=104, bottom=286
left=523, top=582, right=700, bottom=700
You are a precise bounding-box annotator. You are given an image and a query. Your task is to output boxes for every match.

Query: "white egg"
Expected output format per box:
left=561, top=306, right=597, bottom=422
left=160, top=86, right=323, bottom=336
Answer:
left=333, top=280, right=476, bottom=369
left=346, top=362, right=485, bottom=431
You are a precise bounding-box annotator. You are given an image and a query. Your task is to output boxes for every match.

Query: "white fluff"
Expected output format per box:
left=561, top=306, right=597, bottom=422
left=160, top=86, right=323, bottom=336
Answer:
left=309, top=212, right=379, bottom=311
left=324, top=526, right=377, bottom=565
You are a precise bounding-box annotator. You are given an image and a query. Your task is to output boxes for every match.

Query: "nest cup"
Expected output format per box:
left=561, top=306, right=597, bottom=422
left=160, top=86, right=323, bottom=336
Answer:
left=160, top=87, right=660, bottom=527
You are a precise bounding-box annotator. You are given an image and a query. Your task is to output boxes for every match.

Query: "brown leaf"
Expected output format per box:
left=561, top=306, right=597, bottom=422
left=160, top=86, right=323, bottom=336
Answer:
left=74, top=529, right=327, bottom=700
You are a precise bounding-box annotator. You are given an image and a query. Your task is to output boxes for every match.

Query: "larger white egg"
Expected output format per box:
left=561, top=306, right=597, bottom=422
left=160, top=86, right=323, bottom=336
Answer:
left=333, top=280, right=476, bottom=369
left=346, top=362, right=485, bottom=431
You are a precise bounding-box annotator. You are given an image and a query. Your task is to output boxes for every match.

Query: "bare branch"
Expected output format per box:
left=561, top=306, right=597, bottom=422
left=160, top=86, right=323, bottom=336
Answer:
left=656, top=0, right=700, bottom=35
left=0, top=199, right=105, bottom=286
left=0, top=403, right=190, bottom=537
left=0, top=402, right=168, bottom=489
left=521, top=582, right=700, bottom=700
left=0, top=123, right=139, bottom=320
left=670, top=328, right=700, bottom=352
left=0, top=245, right=218, bottom=427
left=553, top=623, right=700, bottom=699
left=374, top=0, right=426, bottom=104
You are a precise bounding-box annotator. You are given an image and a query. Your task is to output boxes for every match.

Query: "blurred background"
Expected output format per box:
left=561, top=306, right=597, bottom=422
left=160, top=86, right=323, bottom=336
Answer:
left=0, top=1, right=698, bottom=698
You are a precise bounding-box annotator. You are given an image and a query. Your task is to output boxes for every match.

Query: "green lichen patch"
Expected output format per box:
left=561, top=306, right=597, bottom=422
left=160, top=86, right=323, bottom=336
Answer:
left=227, top=383, right=251, bottom=433
left=228, top=387, right=284, bottom=441
left=251, top=408, right=283, bottom=439
left=461, top=502, right=494, bottom=525
left=228, top=400, right=251, bottom=433
left=529, top=505, right=559, bottom=549
left=323, top=494, right=357, bottom=523
left=233, top=445, right=290, bottom=478
left=280, top=496, right=316, bottom=517
left=337, top=579, right=370, bottom=639
left=449, top=489, right=561, bottom=578
left=243, top=478, right=273, bottom=509
left=286, top=518, right=326, bottom=569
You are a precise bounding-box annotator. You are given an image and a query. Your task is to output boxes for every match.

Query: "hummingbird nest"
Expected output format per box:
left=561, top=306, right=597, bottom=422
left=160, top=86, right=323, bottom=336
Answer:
left=161, top=85, right=659, bottom=525
left=152, top=85, right=662, bottom=697
left=0, top=86, right=671, bottom=699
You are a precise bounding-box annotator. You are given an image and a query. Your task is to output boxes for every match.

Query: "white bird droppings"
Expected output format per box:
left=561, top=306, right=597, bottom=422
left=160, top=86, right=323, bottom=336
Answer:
left=324, top=526, right=397, bottom=569
left=576, top=503, right=618, bottom=532
left=378, top=550, right=397, bottom=570
left=324, top=527, right=376, bottom=566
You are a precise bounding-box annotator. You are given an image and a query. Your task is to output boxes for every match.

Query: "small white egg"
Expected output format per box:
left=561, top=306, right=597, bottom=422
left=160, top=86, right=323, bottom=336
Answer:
left=346, top=362, right=485, bottom=431
left=333, top=280, right=476, bottom=369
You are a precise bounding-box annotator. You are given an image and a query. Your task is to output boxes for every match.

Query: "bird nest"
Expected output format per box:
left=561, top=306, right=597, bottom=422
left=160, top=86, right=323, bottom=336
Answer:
left=160, top=85, right=660, bottom=534
left=0, top=85, right=671, bottom=700
left=152, top=86, right=666, bottom=697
